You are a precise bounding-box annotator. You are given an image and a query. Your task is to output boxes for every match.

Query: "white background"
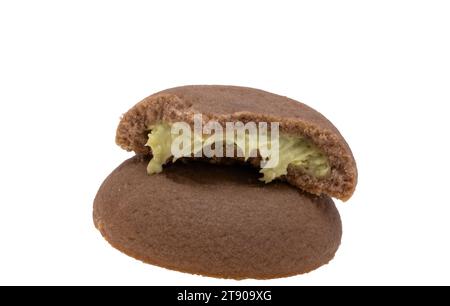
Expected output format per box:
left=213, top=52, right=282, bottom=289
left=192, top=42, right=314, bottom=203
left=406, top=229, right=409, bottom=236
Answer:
left=1, top=0, right=449, bottom=286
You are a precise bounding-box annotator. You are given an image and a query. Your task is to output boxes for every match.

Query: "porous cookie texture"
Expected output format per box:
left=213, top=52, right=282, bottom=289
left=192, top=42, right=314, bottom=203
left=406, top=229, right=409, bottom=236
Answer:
left=116, top=85, right=357, bottom=201
left=93, top=156, right=342, bottom=280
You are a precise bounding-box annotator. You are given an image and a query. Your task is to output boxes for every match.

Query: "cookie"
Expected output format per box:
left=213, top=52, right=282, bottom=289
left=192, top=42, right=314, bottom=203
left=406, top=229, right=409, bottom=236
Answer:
left=116, top=85, right=357, bottom=200
left=93, top=156, right=342, bottom=280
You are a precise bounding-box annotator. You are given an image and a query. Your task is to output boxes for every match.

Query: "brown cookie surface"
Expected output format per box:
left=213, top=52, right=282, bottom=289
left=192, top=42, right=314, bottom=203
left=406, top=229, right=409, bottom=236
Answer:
left=93, top=156, right=342, bottom=279
left=116, top=85, right=357, bottom=200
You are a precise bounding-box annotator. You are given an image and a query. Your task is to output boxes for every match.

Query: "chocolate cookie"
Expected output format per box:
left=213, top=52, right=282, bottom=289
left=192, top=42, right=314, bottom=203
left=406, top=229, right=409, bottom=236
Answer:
left=116, top=85, right=357, bottom=200
left=93, top=156, right=342, bottom=279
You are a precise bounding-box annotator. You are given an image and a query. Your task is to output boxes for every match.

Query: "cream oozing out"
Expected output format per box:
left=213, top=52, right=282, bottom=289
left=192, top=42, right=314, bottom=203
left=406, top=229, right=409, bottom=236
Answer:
left=145, top=123, right=330, bottom=183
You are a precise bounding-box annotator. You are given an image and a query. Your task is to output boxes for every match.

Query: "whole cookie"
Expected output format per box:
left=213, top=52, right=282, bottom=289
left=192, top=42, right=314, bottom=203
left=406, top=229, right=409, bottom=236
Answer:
left=93, top=156, right=342, bottom=279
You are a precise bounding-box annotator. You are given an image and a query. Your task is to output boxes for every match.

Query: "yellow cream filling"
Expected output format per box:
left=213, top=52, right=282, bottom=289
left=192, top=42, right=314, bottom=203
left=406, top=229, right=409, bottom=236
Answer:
left=145, top=123, right=330, bottom=183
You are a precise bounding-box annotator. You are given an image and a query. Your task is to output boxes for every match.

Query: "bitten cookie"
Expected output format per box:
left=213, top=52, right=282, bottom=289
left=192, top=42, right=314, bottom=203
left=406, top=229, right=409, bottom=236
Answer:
left=116, top=85, right=357, bottom=200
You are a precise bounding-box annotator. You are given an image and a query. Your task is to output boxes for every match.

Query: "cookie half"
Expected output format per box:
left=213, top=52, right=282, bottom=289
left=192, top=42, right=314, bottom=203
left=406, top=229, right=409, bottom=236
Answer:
left=116, top=85, right=357, bottom=200
left=93, top=156, right=342, bottom=279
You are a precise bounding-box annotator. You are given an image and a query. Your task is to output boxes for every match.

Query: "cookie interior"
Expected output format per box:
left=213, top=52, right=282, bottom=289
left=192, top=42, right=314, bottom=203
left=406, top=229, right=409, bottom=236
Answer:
left=146, top=122, right=330, bottom=183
